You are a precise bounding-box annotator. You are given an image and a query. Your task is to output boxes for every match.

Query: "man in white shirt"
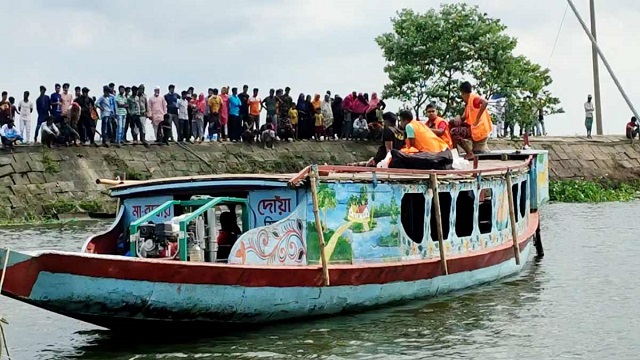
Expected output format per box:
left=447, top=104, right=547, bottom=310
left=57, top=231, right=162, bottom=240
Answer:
left=1, top=121, right=24, bottom=149
left=178, top=91, right=190, bottom=142
left=17, top=91, right=33, bottom=142
left=584, top=94, right=595, bottom=139
left=353, top=114, right=369, bottom=141
left=40, top=116, right=61, bottom=148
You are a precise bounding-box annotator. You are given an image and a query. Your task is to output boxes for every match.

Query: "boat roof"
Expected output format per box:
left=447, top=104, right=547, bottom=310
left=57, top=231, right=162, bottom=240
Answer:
left=107, top=153, right=535, bottom=198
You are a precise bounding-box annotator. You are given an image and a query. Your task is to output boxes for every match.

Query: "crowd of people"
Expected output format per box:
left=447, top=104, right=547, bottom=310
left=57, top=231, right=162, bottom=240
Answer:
left=0, top=81, right=496, bottom=165
left=0, top=83, right=394, bottom=150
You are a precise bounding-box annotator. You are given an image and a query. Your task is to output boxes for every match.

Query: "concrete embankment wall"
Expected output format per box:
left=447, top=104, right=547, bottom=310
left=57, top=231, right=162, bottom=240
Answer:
left=0, top=136, right=636, bottom=220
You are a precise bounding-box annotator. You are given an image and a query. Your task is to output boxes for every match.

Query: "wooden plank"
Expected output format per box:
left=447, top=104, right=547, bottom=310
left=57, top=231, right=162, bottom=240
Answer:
left=309, top=167, right=330, bottom=286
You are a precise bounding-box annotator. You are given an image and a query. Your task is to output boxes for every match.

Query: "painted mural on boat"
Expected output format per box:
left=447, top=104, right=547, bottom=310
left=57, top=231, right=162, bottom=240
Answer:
left=228, top=204, right=307, bottom=265
left=303, top=172, right=530, bottom=265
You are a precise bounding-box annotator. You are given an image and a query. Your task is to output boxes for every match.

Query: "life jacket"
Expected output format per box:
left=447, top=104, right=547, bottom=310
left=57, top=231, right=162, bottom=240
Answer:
left=464, top=93, right=493, bottom=142
left=402, top=120, right=449, bottom=154
left=432, top=116, right=453, bottom=149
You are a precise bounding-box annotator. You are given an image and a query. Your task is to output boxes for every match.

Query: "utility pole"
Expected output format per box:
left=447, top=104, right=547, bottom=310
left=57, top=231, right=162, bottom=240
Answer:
left=589, top=0, right=603, bottom=135
left=566, top=0, right=640, bottom=123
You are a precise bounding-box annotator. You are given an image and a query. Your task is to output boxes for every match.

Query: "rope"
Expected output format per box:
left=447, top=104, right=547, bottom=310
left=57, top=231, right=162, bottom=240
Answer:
left=0, top=249, right=11, bottom=359
left=547, top=3, right=569, bottom=68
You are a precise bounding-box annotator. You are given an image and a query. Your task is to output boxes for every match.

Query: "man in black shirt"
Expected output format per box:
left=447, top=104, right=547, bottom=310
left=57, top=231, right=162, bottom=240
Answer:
left=74, top=87, right=96, bottom=145
left=239, top=85, right=250, bottom=125
left=373, top=112, right=405, bottom=165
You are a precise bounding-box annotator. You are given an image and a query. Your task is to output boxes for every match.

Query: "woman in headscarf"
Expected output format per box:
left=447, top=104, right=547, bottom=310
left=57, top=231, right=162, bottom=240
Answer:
left=366, top=92, right=386, bottom=123
left=321, top=94, right=334, bottom=140
left=311, top=94, right=322, bottom=113
left=220, top=87, right=230, bottom=141
left=192, top=93, right=206, bottom=143
left=304, top=95, right=315, bottom=140
left=351, top=93, right=369, bottom=122
left=296, top=93, right=310, bottom=141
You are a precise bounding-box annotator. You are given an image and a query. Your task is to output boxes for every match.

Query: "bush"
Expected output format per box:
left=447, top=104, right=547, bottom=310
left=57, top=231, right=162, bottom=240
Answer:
left=549, top=179, right=640, bottom=203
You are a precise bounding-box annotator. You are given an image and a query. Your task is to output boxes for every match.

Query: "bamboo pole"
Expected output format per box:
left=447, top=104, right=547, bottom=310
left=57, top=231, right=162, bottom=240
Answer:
left=309, top=167, right=330, bottom=286
left=505, top=173, right=521, bottom=265
left=95, top=178, right=142, bottom=186
left=430, top=174, right=448, bottom=275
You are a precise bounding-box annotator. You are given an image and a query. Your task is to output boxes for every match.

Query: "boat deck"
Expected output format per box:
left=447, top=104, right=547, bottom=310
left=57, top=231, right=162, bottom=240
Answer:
left=104, top=156, right=531, bottom=192
left=316, top=158, right=528, bottom=183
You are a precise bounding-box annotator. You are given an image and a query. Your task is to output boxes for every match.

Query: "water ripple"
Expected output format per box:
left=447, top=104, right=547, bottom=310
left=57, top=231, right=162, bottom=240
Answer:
left=1, top=203, right=640, bottom=359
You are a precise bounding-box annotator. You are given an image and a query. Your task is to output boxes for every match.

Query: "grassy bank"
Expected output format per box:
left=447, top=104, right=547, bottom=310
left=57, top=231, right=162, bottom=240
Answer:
left=550, top=179, right=640, bottom=203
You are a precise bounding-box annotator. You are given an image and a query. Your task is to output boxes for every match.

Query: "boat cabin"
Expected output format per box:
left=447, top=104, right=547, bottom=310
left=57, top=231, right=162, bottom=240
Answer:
left=83, top=150, right=549, bottom=266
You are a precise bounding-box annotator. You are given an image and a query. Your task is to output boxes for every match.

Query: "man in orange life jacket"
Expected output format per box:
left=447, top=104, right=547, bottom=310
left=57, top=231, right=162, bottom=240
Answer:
left=450, top=81, right=493, bottom=159
left=398, top=110, right=449, bottom=154
left=425, top=104, right=453, bottom=150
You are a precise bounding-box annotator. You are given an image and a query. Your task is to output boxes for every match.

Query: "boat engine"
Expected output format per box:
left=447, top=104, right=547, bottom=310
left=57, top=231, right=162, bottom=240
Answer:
left=136, top=222, right=180, bottom=259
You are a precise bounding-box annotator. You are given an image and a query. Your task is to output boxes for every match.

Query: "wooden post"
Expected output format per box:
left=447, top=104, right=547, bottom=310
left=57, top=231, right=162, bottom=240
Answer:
left=115, top=173, right=125, bottom=213
left=309, top=167, right=330, bottom=286
left=505, top=173, right=522, bottom=265
left=430, top=174, right=448, bottom=275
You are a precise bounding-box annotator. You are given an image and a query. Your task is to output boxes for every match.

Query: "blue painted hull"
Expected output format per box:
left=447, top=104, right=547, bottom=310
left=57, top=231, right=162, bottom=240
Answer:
left=12, top=242, right=532, bottom=329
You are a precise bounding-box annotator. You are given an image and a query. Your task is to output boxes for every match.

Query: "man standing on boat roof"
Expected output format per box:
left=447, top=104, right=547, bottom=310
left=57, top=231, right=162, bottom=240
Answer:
left=450, top=82, right=492, bottom=159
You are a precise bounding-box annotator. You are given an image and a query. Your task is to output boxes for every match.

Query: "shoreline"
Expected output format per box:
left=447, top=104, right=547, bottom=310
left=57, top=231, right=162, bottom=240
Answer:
left=0, top=135, right=639, bottom=224
left=1, top=179, right=638, bottom=226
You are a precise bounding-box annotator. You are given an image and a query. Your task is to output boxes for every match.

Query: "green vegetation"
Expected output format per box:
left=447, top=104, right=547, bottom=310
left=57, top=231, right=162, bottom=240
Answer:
left=41, top=150, right=60, bottom=174
left=378, top=228, right=401, bottom=248
left=317, top=183, right=337, bottom=231
left=350, top=220, right=377, bottom=233
left=42, top=198, right=109, bottom=218
left=226, top=153, right=306, bottom=174
left=103, top=153, right=151, bottom=180
left=376, top=4, right=563, bottom=127
left=374, top=196, right=400, bottom=224
left=549, top=179, right=640, bottom=203
left=306, top=222, right=353, bottom=264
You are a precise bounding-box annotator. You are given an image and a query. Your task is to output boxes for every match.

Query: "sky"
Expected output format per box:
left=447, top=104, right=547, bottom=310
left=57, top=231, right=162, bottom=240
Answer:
left=2, top=0, right=639, bottom=136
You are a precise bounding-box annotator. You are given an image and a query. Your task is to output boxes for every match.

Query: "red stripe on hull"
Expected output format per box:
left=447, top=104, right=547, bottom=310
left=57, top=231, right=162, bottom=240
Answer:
left=2, top=214, right=538, bottom=299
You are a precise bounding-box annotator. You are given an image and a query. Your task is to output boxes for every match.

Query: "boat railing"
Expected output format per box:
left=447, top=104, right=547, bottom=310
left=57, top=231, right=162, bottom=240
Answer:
left=288, top=156, right=534, bottom=186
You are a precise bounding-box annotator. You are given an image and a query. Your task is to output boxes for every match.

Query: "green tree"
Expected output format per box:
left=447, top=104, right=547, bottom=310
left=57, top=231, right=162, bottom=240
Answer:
left=318, top=184, right=337, bottom=231
left=376, top=4, right=562, bottom=124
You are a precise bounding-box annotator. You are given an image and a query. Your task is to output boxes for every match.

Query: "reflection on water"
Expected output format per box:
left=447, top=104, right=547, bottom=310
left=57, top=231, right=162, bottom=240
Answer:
left=1, top=202, right=640, bottom=359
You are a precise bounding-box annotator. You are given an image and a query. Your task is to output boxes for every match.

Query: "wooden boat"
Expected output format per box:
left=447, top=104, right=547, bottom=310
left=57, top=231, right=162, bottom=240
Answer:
left=0, top=150, right=549, bottom=331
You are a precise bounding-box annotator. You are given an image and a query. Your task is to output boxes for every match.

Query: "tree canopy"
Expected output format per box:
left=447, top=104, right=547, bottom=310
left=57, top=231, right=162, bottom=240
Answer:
left=376, top=4, right=563, bottom=126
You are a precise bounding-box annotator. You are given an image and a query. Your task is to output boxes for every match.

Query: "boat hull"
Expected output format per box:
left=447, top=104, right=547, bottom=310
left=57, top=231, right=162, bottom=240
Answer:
left=0, top=215, right=538, bottom=330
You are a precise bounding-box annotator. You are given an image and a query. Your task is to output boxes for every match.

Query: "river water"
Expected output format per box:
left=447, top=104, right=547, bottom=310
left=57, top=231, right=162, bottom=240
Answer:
left=1, top=202, right=639, bottom=359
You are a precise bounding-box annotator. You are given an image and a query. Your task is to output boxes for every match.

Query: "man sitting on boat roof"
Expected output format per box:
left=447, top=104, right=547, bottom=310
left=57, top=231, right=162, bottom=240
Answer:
left=399, top=110, right=449, bottom=154
left=346, top=112, right=405, bottom=167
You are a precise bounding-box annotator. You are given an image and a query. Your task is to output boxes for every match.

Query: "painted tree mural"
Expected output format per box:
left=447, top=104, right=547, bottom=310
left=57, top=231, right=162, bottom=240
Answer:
left=317, top=184, right=337, bottom=231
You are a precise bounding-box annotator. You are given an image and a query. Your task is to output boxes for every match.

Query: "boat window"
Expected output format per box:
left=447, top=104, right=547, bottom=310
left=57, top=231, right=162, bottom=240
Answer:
left=214, top=205, right=244, bottom=262
left=519, top=180, right=527, bottom=219
left=479, top=189, right=493, bottom=234
left=455, top=190, right=475, bottom=238
left=401, top=193, right=426, bottom=244
left=511, top=183, right=520, bottom=221
left=430, top=192, right=451, bottom=242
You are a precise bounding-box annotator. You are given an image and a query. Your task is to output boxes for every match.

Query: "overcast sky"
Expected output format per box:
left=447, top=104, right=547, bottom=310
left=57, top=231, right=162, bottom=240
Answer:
left=2, top=0, right=638, bottom=135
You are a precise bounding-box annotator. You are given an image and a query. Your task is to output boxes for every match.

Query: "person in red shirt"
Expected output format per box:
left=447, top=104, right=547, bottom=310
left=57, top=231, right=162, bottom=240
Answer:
left=626, top=117, right=639, bottom=140
left=425, top=104, right=453, bottom=149
left=217, top=211, right=242, bottom=261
